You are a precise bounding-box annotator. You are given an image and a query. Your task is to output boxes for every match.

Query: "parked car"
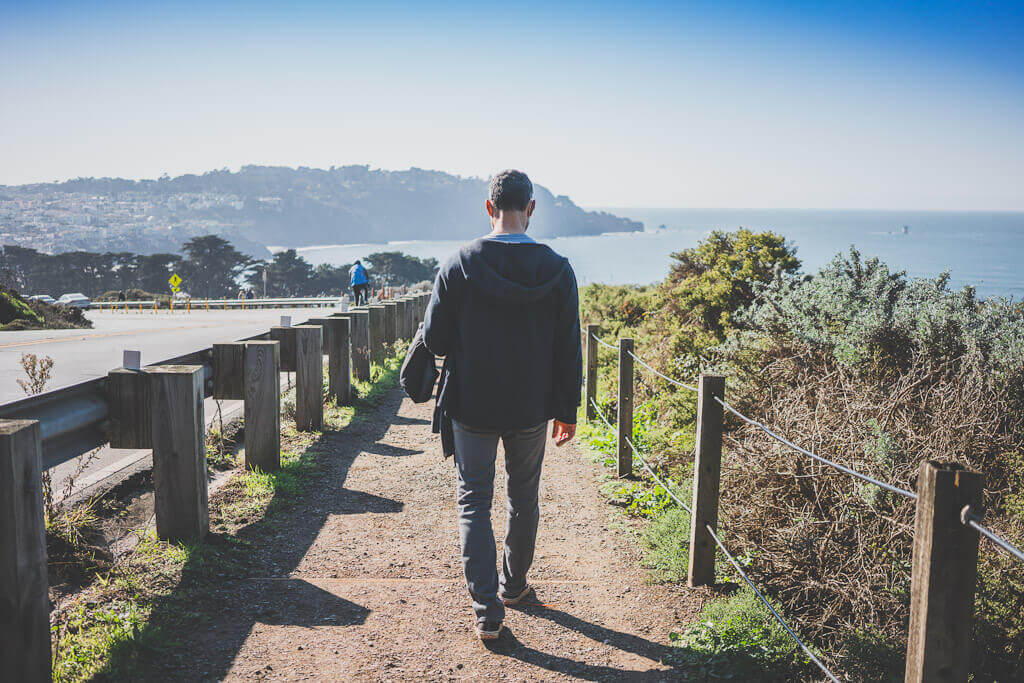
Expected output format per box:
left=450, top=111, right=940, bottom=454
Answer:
left=172, top=291, right=191, bottom=301
left=28, top=294, right=57, bottom=305
left=58, top=293, right=91, bottom=308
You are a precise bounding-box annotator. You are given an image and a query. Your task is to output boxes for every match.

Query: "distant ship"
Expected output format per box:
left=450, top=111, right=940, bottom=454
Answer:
left=901, top=225, right=909, bottom=235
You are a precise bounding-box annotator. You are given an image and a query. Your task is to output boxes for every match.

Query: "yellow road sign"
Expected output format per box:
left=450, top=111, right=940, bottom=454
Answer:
left=169, top=273, right=182, bottom=288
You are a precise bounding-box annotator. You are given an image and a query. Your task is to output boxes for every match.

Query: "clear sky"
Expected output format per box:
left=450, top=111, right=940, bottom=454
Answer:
left=2, top=1, right=1022, bottom=210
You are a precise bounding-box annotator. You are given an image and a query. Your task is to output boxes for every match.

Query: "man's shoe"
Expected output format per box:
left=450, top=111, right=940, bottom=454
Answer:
left=501, top=584, right=532, bottom=606
left=476, top=620, right=503, bottom=641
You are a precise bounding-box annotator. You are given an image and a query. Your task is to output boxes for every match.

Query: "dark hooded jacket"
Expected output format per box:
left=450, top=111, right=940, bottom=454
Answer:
left=423, top=237, right=582, bottom=453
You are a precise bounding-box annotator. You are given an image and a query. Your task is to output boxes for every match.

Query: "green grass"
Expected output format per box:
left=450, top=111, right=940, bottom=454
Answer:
left=50, top=350, right=405, bottom=682
left=670, top=587, right=815, bottom=681
left=640, top=507, right=691, bottom=582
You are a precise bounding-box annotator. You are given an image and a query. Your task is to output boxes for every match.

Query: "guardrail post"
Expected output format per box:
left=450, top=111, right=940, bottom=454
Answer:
left=904, top=461, right=983, bottom=683
left=324, top=317, right=351, bottom=404
left=0, top=419, right=50, bottom=683
left=108, top=367, right=151, bottom=448
left=617, top=338, right=634, bottom=478
left=269, top=325, right=297, bottom=372
left=368, top=304, right=386, bottom=364
left=294, top=325, right=323, bottom=431
left=244, top=341, right=280, bottom=472
left=688, top=373, right=725, bottom=587
left=149, top=365, right=208, bottom=542
left=585, top=324, right=599, bottom=421
left=384, top=301, right=398, bottom=344
left=212, top=342, right=245, bottom=400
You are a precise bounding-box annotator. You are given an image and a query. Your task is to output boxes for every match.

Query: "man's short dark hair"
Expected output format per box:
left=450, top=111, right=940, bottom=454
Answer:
left=489, top=170, right=533, bottom=212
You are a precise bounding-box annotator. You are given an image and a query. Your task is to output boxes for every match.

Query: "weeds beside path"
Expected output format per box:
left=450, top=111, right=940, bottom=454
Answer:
left=86, top=382, right=709, bottom=680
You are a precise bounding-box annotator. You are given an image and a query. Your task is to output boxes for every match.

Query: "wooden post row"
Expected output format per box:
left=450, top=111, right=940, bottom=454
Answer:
left=904, top=461, right=982, bottom=683
left=149, top=365, right=208, bottom=542
left=0, top=419, right=50, bottom=683
left=688, top=373, right=725, bottom=588
left=294, top=325, right=323, bottom=432
left=616, top=338, right=634, bottom=478
left=585, top=324, right=599, bottom=421
left=244, top=341, right=281, bottom=472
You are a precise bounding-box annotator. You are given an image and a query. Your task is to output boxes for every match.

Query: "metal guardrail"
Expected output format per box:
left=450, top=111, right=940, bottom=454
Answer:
left=0, top=332, right=272, bottom=469
left=89, top=296, right=347, bottom=310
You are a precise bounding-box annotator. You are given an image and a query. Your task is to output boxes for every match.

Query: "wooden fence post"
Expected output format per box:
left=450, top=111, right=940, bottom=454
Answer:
left=384, top=301, right=398, bottom=344
left=212, top=342, right=245, bottom=400
left=325, top=317, right=351, bottom=405
left=0, top=419, right=50, bottom=683
left=904, top=461, right=983, bottom=683
left=294, top=325, right=323, bottom=431
left=107, top=367, right=151, bottom=448
left=688, top=373, right=725, bottom=587
left=368, top=304, right=386, bottom=363
left=149, top=365, right=208, bottom=542
left=269, top=325, right=297, bottom=372
left=585, top=324, right=599, bottom=421
left=617, top=338, right=634, bottom=478
left=350, top=309, right=371, bottom=382
left=244, top=341, right=281, bottom=472
left=395, top=299, right=408, bottom=340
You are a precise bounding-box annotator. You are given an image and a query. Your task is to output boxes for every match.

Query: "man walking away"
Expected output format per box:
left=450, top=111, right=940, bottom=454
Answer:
left=423, top=169, right=582, bottom=641
left=350, top=259, right=369, bottom=305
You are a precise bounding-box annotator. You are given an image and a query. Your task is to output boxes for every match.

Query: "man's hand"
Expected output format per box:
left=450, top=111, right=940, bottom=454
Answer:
left=552, top=420, right=576, bottom=447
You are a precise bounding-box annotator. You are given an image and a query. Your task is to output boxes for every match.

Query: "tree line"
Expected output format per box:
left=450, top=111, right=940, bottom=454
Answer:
left=0, top=235, right=439, bottom=299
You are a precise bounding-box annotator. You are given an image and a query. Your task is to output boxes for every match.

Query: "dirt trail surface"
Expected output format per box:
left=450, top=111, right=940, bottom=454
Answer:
left=162, top=386, right=705, bottom=681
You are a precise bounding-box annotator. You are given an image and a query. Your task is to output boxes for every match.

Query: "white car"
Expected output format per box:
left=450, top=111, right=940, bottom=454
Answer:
left=58, top=293, right=91, bottom=308
left=28, top=294, right=57, bottom=305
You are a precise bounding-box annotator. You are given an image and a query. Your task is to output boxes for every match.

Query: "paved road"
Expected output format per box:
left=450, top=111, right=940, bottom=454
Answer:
left=0, top=306, right=337, bottom=402
left=0, top=307, right=329, bottom=501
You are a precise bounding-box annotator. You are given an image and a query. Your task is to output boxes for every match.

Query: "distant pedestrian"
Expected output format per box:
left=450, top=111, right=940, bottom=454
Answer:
left=350, top=260, right=369, bottom=305
left=423, top=169, right=582, bottom=641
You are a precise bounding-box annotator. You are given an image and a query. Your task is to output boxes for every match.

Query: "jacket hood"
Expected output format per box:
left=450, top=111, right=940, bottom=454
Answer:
left=458, top=238, right=569, bottom=303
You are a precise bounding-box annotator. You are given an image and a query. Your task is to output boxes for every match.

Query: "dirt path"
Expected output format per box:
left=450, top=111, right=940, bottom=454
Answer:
left=166, top=387, right=706, bottom=681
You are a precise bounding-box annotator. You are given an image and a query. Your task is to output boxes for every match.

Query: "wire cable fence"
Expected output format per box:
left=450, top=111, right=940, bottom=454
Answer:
left=962, top=507, right=1024, bottom=564
left=713, top=396, right=918, bottom=500
left=627, top=349, right=699, bottom=392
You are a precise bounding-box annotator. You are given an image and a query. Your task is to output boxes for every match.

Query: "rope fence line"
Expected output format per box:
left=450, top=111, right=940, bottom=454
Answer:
left=588, top=397, right=692, bottom=514
left=703, top=522, right=842, bottom=683
left=962, top=507, right=1024, bottom=564
left=713, top=396, right=918, bottom=500
left=627, top=350, right=698, bottom=393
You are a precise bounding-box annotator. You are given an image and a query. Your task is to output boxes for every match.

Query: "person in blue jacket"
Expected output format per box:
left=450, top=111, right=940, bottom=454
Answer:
left=349, top=260, right=369, bottom=304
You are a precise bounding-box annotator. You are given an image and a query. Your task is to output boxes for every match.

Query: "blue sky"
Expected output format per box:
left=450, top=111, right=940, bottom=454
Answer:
left=2, top=1, right=1022, bottom=209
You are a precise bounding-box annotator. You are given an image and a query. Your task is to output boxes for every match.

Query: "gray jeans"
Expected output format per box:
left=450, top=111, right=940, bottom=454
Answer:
left=452, top=419, right=547, bottom=624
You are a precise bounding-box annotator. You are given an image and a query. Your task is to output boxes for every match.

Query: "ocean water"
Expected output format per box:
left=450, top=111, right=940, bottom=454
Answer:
left=278, top=209, right=1024, bottom=300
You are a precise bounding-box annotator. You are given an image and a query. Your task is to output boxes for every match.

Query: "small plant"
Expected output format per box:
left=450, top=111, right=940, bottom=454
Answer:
left=18, top=352, right=54, bottom=395
left=640, top=507, right=692, bottom=582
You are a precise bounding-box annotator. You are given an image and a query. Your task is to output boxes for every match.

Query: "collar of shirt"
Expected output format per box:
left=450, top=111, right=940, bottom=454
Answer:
left=482, top=232, right=536, bottom=244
